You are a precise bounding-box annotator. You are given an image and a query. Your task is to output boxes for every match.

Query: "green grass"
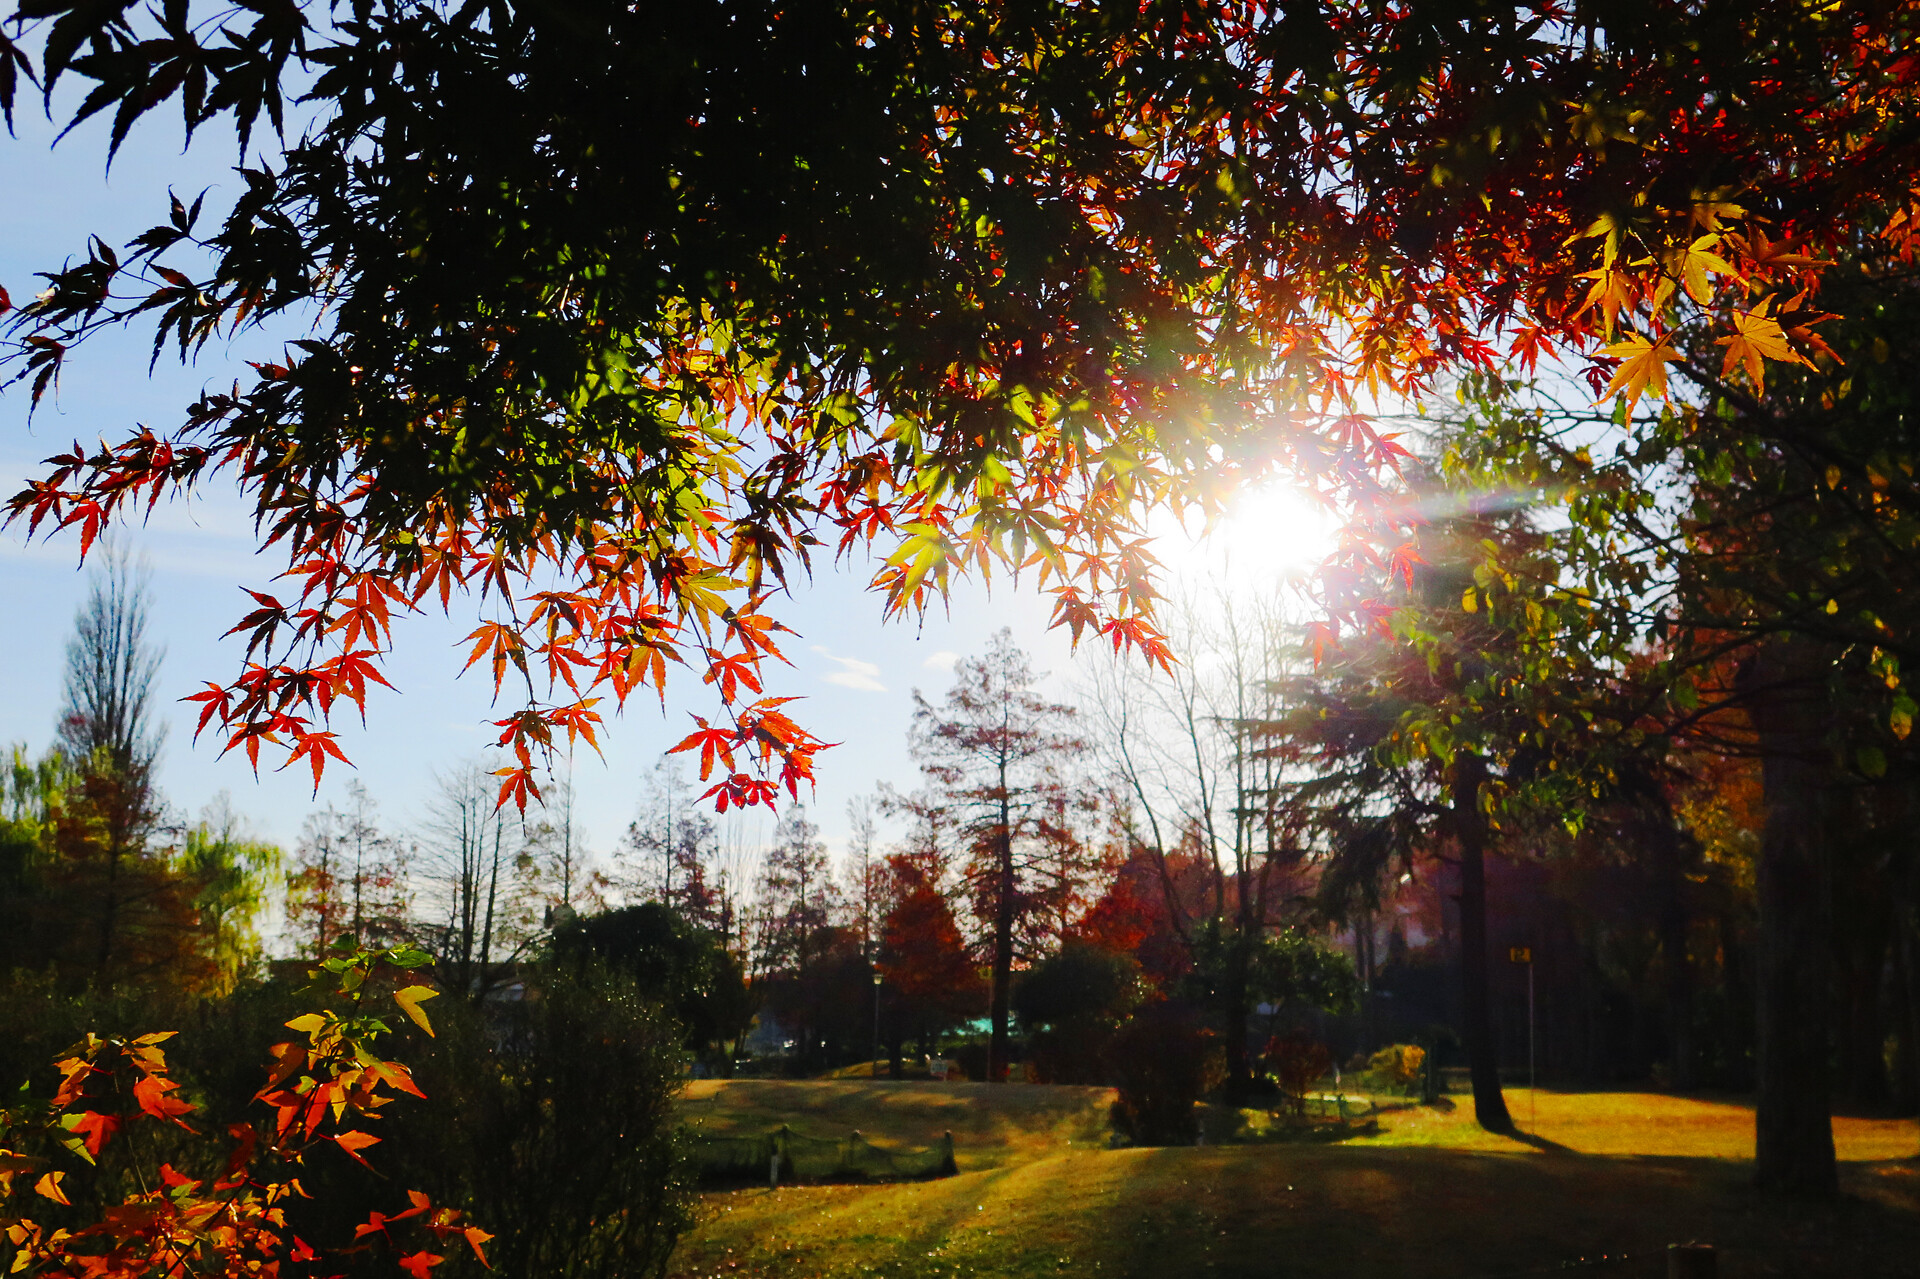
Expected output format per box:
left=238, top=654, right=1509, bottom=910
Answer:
left=670, top=1080, right=1920, bottom=1279
left=680, top=1079, right=1112, bottom=1170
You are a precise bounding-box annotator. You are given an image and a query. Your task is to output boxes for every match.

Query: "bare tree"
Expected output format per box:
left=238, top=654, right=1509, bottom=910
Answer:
left=524, top=760, right=593, bottom=918
left=845, top=794, right=879, bottom=958
left=58, top=541, right=165, bottom=776
left=1080, top=585, right=1304, bottom=1085
left=289, top=781, right=410, bottom=959
left=56, top=541, right=167, bottom=970
left=419, top=761, right=532, bottom=995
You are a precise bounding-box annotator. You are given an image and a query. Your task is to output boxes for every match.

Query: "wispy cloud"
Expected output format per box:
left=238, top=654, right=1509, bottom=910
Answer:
left=813, top=645, right=886, bottom=693
left=922, top=650, right=959, bottom=672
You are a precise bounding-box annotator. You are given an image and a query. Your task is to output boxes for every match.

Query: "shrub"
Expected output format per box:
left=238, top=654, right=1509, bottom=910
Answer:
left=1265, top=1035, right=1332, bottom=1117
left=1366, top=1043, right=1428, bottom=1096
left=1015, top=943, right=1142, bottom=1084
left=949, top=1040, right=990, bottom=1083
left=0, top=944, right=490, bottom=1279
left=0, top=954, right=695, bottom=1279
left=392, top=966, right=692, bottom=1279
left=1104, top=1002, right=1225, bottom=1145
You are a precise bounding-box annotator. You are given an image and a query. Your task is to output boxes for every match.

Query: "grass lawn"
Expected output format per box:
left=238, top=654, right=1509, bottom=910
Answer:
left=669, top=1081, right=1920, bottom=1279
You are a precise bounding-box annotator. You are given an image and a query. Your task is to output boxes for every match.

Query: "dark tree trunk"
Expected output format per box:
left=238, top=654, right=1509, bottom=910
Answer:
left=1452, top=750, right=1513, bottom=1133
left=1745, top=640, right=1838, bottom=1194
left=98, top=840, right=122, bottom=972
left=477, top=816, right=501, bottom=997
left=1223, top=940, right=1252, bottom=1094
left=1656, top=819, right=1696, bottom=1091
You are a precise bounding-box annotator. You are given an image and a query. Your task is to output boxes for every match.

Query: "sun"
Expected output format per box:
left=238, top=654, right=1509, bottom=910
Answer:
left=1149, top=477, right=1342, bottom=595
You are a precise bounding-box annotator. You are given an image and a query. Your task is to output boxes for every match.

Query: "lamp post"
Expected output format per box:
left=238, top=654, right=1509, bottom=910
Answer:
left=872, top=969, right=883, bottom=1079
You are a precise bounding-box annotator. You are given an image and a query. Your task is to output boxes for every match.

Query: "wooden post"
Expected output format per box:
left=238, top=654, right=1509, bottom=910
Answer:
left=769, top=1125, right=790, bottom=1190
left=1667, top=1243, right=1715, bottom=1279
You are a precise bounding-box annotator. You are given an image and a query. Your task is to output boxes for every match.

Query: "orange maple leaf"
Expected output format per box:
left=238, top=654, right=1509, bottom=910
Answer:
left=397, top=1252, right=444, bottom=1279
left=1599, top=333, right=1680, bottom=417
left=1716, top=301, right=1813, bottom=393
left=461, top=1227, right=495, bottom=1268
left=333, top=1130, right=382, bottom=1168
left=133, top=1073, right=197, bottom=1130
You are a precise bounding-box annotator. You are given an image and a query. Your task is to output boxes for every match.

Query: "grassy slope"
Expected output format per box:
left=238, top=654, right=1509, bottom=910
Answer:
left=671, top=1082, right=1920, bottom=1279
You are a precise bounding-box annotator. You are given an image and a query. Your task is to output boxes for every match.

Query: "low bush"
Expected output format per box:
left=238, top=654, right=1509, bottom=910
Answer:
left=949, top=1040, right=991, bottom=1083
left=1265, top=1035, right=1332, bottom=1117
left=1366, top=1043, right=1429, bottom=1097
left=1105, top=1002, right=1225, bottom=1145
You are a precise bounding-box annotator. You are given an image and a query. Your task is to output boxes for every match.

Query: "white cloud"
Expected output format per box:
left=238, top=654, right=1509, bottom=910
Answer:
left=922, top=650, right=959, bottom=672
left=812, top=645, right=886, bottom=693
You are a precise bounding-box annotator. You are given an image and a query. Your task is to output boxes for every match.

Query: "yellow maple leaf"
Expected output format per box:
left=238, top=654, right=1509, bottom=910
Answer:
left=1677, top=234, right=1734, bottom=304
left=1600, top=333, right=1680, bottom=417
left=1716, top=300, right=1813, bottom=393
left=393, top=985, right=440, bottom=1037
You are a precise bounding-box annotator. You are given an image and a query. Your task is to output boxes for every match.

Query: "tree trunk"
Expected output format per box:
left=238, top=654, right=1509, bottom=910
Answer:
left=1656, top=818, right=1695, bottom=1091
left=1452, top=750, right=1513, bottom=1132
left=1223, top=937, right=1252, bottom=1094
left=98, top=840, right=122, bottom=972
left=989, top=816, right=1014, bottom=1083
left=1745, top=640, right=1838, bottom=1195
left=1836, top=922, right=1890, bottom=1109
left=476, top=814, right=501, bottom=998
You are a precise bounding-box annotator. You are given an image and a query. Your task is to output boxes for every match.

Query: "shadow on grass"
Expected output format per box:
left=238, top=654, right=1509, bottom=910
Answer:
left=1507, top=1128, right=1576, bottom=1153
left=1076, top=1146, right=1920, bottom=1279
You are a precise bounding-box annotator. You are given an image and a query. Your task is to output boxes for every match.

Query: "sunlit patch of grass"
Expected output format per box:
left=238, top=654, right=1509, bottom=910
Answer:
left=679, top=1079, right=1115, bottom=1170
left=1354, top=1089, right=1919, bottom=1161
left=670, top=1082, right=1920, bottom=1279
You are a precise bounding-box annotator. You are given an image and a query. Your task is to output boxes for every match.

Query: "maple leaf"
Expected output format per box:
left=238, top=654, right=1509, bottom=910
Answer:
left=392, top=985, right=439, bottom=1037
left=333, top=1130, right=382, bottom=1168
left=34, top=1171, right=70, bottom=1204
left=1599, top=333, right=1680, bottom=417
left=461, top=1227, right=494, bottom=1268
left=133, top=1073, right=198, bottom=1129
left=1715, top=301, right=1813, bottom=393
left=62, top=1109, right=122, bottom=1160
left=1676, top=234, right=1734, bottom=304
left=392, top=1189, right=434, bottom=1221
left=397, top=1252, right=444, bottom=1279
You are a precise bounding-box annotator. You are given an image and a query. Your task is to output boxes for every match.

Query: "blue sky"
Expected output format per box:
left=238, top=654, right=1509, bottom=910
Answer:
left=1, top=95, right=1327, bottom=875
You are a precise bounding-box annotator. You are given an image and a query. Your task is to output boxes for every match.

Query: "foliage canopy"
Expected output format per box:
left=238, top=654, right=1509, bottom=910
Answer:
left=4, top=0, right=1918, bottom=807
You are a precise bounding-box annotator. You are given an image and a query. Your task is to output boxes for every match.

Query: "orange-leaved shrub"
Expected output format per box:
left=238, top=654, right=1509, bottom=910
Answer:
left=1265, top=1035, right=1332, bottom=1118
left=0, top=943, right=488, bottom=1279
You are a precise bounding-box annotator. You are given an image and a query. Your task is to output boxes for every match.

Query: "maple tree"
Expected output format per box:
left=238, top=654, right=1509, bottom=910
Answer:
left=1325, top=216, right=1920, bottom=1185
left=3, top=0, right=1917, bottom=815
left=876, top=862, right=985, bottom=1072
